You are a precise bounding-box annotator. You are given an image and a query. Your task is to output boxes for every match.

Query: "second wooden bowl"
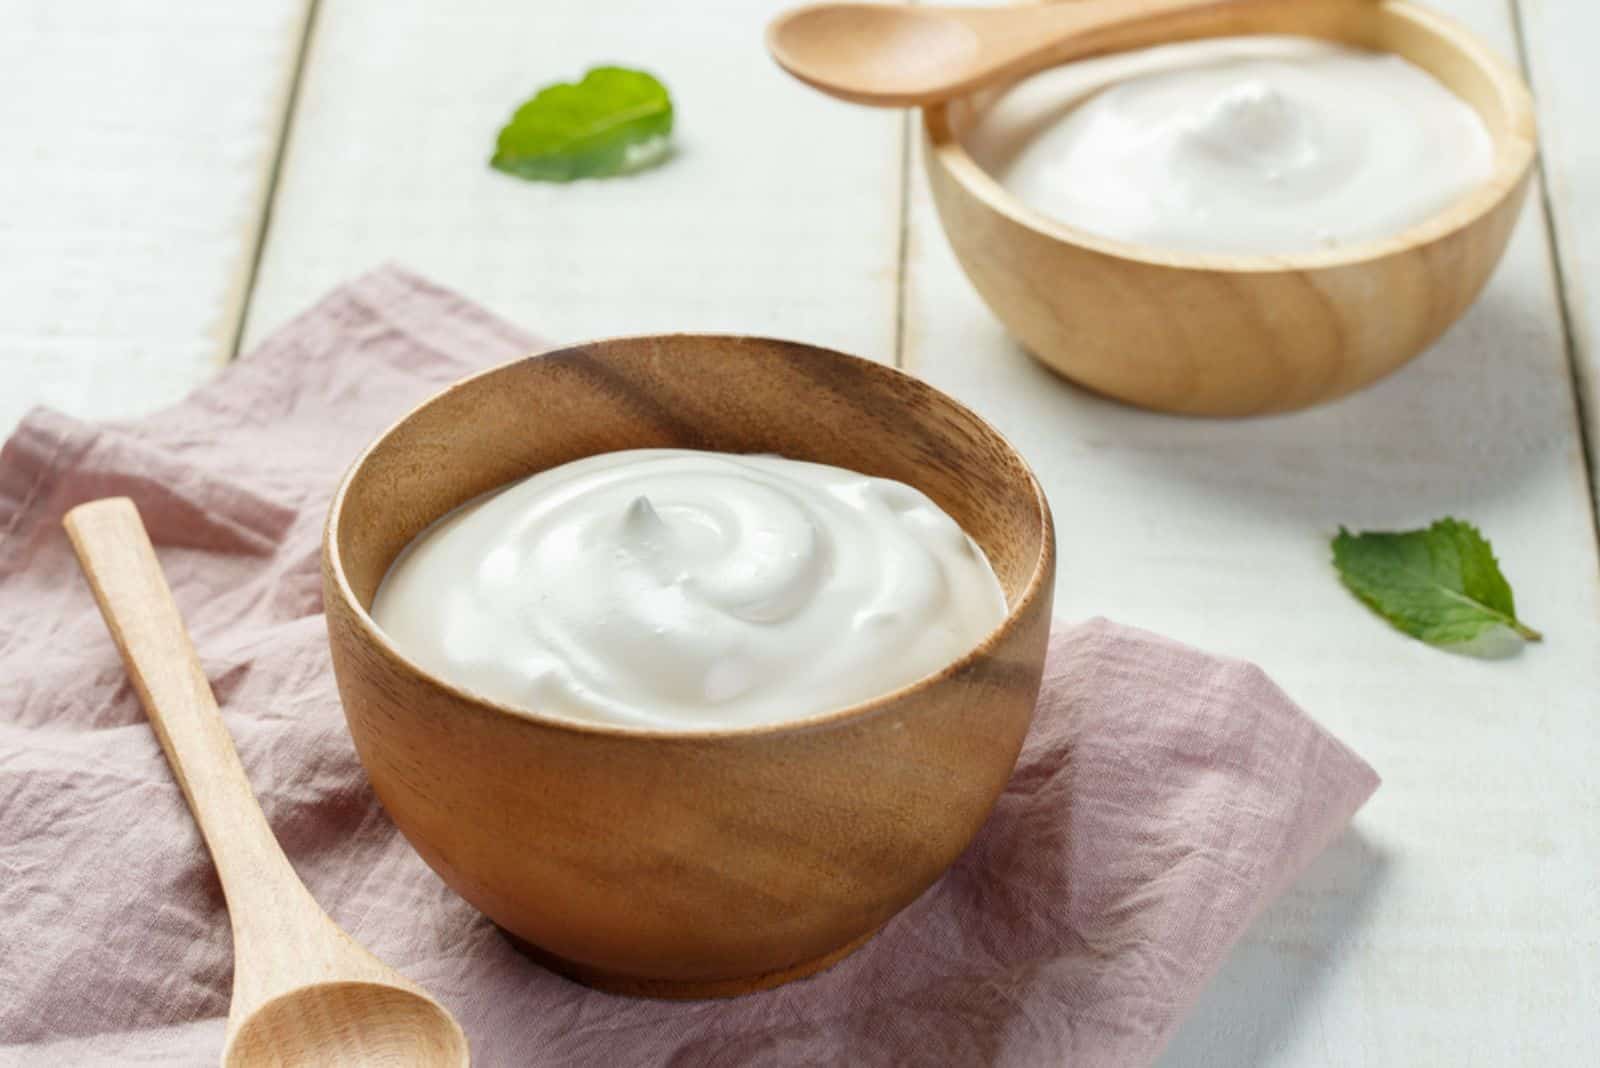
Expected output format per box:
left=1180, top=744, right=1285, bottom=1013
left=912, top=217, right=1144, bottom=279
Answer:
left=922, top=0, right=1537, bottom=416
left=322, top=334, right=1055, bottom=998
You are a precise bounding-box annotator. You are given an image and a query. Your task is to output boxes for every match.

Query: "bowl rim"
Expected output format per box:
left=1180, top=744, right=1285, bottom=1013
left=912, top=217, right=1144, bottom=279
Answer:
left=922, top=0, right=1538, bottom=274
left=323, top=332, right=1057, bottom=743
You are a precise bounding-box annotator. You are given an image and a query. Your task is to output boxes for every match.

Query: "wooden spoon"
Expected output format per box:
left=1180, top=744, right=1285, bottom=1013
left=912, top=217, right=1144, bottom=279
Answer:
left=767, top=0, right=1276, bottom=106
left=64, top=498, right=470, bottom=1068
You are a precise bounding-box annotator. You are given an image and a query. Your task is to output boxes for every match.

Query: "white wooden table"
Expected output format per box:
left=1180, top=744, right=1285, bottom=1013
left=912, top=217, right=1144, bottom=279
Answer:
left=5, top=1, right=1595, bottom=1063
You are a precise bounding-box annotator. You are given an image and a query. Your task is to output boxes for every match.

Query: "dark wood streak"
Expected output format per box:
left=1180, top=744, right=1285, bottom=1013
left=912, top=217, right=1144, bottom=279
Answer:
left=555, top=345, right=713, bottom=448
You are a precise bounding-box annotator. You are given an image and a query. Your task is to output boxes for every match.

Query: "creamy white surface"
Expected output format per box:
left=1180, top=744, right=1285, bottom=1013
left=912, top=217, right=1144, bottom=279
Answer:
left=971, top=36, right=1493, bottom=256
left=372, top=449, right=1007, bottom=730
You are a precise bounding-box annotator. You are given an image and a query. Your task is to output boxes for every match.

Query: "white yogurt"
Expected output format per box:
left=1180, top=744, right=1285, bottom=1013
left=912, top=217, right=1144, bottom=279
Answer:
left=970, top=36, right=1493, bottom=256
left=371, top=449, right=1007, bottom=730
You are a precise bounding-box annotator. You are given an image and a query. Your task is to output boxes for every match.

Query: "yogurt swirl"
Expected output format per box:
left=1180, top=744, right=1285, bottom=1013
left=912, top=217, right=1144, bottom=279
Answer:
left=975, top=36, right=1494, bottom=255
left=371, top=449, right=1007, bottom=730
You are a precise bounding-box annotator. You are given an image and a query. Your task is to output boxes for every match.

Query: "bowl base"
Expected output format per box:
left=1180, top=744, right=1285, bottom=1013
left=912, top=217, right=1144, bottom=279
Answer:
left=497, top=923, right=884, bottom=1000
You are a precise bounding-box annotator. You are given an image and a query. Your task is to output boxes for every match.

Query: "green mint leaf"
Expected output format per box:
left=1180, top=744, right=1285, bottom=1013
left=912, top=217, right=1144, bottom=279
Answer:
left=491, top=66, right=673, bottom=182
left=1332, top=519, right=1542, bottom=652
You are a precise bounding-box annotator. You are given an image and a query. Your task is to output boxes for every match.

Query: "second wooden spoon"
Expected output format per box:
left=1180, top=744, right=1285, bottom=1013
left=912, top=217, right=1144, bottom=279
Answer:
left=767, top=0, right=1276, bottom=107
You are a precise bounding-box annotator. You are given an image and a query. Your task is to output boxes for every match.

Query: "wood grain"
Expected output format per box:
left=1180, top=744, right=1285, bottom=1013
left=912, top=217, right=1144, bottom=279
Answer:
left=63, top=498, right=467, bottom=1067
left=921, top=0, right=1536, bottom=415
left=0, top=1, right=311, bottom=435
left=323, top=335, right=1055, bottom=997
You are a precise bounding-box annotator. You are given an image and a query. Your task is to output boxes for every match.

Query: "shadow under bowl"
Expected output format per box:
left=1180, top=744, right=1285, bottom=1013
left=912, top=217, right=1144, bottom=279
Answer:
left=922, top=0, right=1537, bottom=416
left=322, top=334, right=1055, bottom=997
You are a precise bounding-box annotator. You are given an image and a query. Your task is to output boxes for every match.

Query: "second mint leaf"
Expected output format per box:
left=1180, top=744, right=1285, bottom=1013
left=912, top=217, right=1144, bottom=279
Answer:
left=1332, top=518, right=1541, bottom=653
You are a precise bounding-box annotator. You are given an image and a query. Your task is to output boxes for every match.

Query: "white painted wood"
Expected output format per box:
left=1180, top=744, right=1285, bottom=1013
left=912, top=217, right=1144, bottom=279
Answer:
left=240, top=0, right=903, bottom=362
left=0, top=1, right=311, bottom=435
left=1516, top=0, right=1600, bottom=519
left=903, top=2, right=1600, bottom=1064
left=3, top=0, right=1594, bottom=1060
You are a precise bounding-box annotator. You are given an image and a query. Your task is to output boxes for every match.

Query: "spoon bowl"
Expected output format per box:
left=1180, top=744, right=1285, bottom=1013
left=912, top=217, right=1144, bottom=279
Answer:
left=223, top=982, right=469, bottom=1068
left=768, top=4, right=983, bottom=103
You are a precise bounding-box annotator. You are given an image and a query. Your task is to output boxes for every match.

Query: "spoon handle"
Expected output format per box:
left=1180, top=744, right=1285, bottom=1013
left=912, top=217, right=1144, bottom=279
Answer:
left=63, top=498, right=355, bottom=1012
left=1000, top=0, right=1266, bottom=70
left=770, top=0, right=1277, bottom=107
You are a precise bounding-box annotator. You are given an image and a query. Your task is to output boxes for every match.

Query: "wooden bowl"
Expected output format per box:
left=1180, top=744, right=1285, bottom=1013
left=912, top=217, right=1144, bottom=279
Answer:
left=922, top=0, right=1537, bottom=416
left=322, top=335, right=1055, bottom=998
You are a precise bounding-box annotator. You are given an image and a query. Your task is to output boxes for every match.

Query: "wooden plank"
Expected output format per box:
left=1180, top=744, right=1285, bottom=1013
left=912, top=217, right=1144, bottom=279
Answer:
left=901, top=2, right=1600, bottom=1064
left=0, top=1, right=312, bottom=434
left=241, top=0, right=904, bottom=362
left=1515, top=0, right=1600, bottom=522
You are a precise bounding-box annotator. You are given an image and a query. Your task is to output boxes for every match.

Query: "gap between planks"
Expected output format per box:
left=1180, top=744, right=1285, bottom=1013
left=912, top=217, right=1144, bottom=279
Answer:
left=892, top=108, right=914, bottom=370
left=890, top=0, right=925, bottom=371
left=227, top=0, right=323, bottom=364
left=1507, top=0, right=1600, bottom=554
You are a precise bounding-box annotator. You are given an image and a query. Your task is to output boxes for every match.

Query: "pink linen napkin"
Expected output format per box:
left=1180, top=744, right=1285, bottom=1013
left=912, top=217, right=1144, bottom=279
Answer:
left=0, top=266, right=1378, bottom=1067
